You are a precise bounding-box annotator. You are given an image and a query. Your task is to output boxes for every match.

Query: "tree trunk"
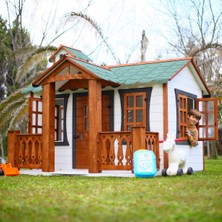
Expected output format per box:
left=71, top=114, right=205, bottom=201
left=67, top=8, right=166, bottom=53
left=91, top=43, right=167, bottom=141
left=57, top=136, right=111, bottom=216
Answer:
left=0, top=134, right=4, bottom=158
left=210, top=141, right=218, bottom=159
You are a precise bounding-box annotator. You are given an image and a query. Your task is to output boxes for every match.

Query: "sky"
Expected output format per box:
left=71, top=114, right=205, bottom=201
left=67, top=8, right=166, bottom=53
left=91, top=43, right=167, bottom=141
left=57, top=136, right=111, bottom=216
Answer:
left=1, top=0, right=219, bottom=65
left=0, top=0, right=176, bottom=64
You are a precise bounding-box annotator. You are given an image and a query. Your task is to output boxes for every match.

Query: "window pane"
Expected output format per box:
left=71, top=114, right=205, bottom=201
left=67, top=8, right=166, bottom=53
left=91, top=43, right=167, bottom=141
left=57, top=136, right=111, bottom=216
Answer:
left=55, top=98, right=64, bottom=141
left=208, top=101, right=215, bottom=124
left=32, top=114, right=36, bottom=125
left=33, top=101, right=36, bottom=111
left=199, top=127, right=205, bottom=138
left=38, top=128, right=42, bottom=134
left=136, top=96, right=143, bottom=107
left=127, top=110, right=134, bottom=123
left=136, top=110, right=143, bottom=122
left=188, top=98, right=194, bottom=110
left=127, top=96, right=134, bottom=108
left=208, top=127, right=215, bottom=137
left=127, top=125, right=132, bottom=131
left=200, top=114, right=205, bottom=125
left=208, top=113, right=214, bottom=125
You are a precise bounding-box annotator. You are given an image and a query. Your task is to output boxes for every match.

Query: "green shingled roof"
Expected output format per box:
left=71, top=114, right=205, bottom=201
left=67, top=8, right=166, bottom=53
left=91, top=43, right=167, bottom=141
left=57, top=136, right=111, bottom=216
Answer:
left=64, top=46, right=93, bottom=62
left=22, top=58, right=191, bottom=94
left=21, top=85, right=42, bottom=94
left=71, top=58, right=190, bottom=84
left=110, top=59, right=190, bottom=84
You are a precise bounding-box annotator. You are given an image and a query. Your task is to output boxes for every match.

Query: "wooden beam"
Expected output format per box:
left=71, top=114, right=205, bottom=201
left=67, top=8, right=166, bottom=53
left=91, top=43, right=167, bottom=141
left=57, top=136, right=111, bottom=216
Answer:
left=132, top=126, right=145, bottom=152
left=7, top=130, right=20, bottom=167
left=163, top=83, right=168, bottom=168
left=28, top=92, right=33, bottom=134
left=88, top=80, right=102, bottom=173
left=42, top=83, right=55, bottom=172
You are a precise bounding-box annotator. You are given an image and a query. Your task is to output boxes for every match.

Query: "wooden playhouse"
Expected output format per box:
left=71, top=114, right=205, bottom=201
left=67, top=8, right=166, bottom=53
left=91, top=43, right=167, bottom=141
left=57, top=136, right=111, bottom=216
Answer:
left=7, top=45, right=218, bottom=173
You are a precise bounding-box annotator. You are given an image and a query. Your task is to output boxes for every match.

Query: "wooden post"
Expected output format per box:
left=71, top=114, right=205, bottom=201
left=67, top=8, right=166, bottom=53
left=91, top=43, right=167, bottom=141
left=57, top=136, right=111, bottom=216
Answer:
left=42, top=83, right=55, bottom=172
left=7, top=130, right=20, bottom=166
left=163, top=83, right=168, bottom=169
left=88, top=80, right=102, bottom=173
left=28, top=92, right=33, bottom=134
left=132, top=126, right=145, bottom=153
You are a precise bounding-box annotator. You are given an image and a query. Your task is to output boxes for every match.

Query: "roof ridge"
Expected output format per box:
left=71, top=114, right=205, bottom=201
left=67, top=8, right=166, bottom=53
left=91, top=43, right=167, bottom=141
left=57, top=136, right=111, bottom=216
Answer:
left=67, top=55, right=111, bottom=71
left=63, top=45, right=83, bottom=53
left=108, top=57, right=192, bottom=68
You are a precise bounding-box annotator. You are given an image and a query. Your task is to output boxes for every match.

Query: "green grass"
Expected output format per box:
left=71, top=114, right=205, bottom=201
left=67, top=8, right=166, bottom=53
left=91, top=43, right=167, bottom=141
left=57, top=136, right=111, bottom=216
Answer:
left=0, top=158, right=222, bottom=222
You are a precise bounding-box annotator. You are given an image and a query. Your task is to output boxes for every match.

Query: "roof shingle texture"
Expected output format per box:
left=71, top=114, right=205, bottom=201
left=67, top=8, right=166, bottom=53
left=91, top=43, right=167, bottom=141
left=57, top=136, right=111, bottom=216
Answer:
left=72, top=58, right=190, bottom=85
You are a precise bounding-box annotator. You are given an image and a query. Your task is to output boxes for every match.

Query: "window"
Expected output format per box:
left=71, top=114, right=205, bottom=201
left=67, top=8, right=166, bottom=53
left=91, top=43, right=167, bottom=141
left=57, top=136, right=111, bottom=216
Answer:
left=175, top=89, right=197, bottom=139
left=55, top=94, right=69, bottom=145
left=175, top=89, right=218, bottom=141
left=29, top=94, right=69, bottom=145
left=197, top=97, right=218, bottom=140
left=28, top=97, right=42, bottom=134
left=124, top=92, right=146, bottom=130
left=55, top=99, right=64, bottom=141
left=119, top=88, right=152, bottom=131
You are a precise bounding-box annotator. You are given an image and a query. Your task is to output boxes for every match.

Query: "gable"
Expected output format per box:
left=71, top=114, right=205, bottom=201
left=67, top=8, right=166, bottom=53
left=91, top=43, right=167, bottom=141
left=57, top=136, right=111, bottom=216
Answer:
left=49, top=45, right=92, bottom=63
left=38, top=60, right=95, bottom=85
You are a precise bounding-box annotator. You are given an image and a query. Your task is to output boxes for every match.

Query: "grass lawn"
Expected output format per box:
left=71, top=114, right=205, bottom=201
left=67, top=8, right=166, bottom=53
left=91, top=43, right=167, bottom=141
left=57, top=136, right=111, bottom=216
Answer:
left=0, top=157, right=222, bottom=222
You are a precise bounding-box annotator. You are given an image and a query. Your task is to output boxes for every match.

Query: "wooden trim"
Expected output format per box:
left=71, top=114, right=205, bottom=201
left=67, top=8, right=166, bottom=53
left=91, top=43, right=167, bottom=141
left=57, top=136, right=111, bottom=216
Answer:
left=88, top=80, right=102, bottom=173
left=28, top=92, right=33, bottom=134
left=175, top=89, right=197, bottom=139
left=7, top=131, right=20, bottom=167
left=196, top=97, right=218, bottom=140
left=42, top=83, right=55, bottom=172
left=118, top=87, right=152, bottom=131
left=55, top=94, right=70, bottom=146
left=132, top=126, right=145, bottom=152
left=163, top=83, right=168, bottom=168
left=178, top=94, right=188, bottom=138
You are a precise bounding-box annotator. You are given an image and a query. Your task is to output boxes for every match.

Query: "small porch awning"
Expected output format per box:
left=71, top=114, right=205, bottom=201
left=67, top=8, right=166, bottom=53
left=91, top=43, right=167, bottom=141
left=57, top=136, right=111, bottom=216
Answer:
left=32, top=55, right=120, bottom=91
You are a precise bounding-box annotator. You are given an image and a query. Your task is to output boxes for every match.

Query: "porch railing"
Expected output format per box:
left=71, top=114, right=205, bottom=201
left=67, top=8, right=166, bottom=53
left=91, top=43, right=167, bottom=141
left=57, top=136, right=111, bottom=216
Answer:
left=8, top=127, right=159, bottom=171
left=97, top=129, right=159, bottom=171
left=8, top=131, right=43, bottom=169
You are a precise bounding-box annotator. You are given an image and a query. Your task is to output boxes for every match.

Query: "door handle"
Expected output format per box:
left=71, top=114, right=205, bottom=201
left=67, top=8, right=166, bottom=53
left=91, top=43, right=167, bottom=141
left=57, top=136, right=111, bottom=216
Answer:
left=74, top=134, right=79, bottom=139
left=74, top=133, right=83, bottom=140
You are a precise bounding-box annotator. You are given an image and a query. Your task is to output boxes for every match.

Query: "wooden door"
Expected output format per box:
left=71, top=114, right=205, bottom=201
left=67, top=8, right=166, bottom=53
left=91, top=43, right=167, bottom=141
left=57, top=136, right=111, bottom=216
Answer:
left=74, top=94, right=111, bottom=169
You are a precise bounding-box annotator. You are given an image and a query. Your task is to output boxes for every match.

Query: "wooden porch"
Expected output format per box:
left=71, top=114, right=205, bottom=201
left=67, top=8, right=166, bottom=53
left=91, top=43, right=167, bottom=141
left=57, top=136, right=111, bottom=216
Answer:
left=7, top=127, right=160, bottom=173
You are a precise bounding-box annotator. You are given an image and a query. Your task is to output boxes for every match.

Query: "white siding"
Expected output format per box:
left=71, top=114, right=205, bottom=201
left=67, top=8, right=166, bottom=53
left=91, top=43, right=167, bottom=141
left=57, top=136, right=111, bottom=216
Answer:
left=150, top=84, right=163, bottom=138
left=166, top=66, right=204, bottom=171
left=55, top=94, right=73, bottom=171
left=167, top=66, right=202, bottom=136
left=114, top=89, right=122, bottom=131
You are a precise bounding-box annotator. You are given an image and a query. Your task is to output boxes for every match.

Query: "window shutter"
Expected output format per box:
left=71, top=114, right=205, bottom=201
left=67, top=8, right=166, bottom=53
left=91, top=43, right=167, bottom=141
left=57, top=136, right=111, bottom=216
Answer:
left=197, top=97, right=218, bottom=141
left=178, top=94, right=188, bottom=138
left=28, top=97, right=42, bottom=134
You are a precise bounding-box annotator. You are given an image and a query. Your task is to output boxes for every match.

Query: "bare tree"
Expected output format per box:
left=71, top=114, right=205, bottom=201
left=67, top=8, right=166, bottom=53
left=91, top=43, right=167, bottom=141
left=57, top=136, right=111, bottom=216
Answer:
left=160, top=0, right=222, bottom=158
left=141, top=30, right=149, bottom=62
left=161, top=0, right=222, bottom=83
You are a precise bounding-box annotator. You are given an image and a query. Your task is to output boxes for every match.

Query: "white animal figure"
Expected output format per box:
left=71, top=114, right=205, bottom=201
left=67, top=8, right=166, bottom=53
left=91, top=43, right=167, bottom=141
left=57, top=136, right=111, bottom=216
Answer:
left=162, top=133, right=192, bottom=176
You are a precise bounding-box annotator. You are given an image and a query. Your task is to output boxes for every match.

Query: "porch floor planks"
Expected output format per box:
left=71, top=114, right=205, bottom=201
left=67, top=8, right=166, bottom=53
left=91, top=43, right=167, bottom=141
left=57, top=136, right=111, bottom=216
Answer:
left=19, top=169, right=162, bottom=177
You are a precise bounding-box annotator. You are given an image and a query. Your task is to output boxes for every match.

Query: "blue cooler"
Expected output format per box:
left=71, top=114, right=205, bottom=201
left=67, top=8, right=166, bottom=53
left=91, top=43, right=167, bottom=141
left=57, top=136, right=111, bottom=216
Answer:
left=133, top=149, right=157, bottom=178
